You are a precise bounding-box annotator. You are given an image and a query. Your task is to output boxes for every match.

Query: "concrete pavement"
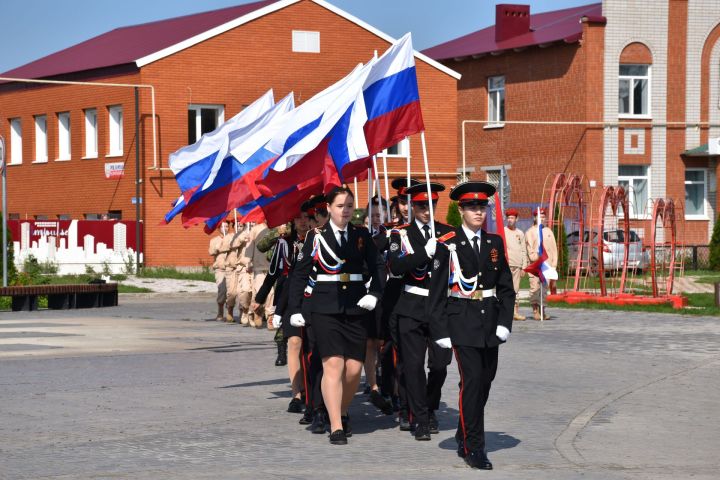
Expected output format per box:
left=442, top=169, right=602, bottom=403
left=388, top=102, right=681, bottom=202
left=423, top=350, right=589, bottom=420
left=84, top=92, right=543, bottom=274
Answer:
left=0, top=294, right=718, bottom=479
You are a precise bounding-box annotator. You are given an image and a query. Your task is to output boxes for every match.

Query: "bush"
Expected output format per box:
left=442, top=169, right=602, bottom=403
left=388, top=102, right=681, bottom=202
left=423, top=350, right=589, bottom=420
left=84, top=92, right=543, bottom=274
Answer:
left=446, top=201, right=461, bottom=227
left=16, top=255, right=51, bottom=285
left=709, top=216, right=720, bottom=271
left=0, top=219, right=17, bottom=284
left=553, top=207, right=569, bottom=277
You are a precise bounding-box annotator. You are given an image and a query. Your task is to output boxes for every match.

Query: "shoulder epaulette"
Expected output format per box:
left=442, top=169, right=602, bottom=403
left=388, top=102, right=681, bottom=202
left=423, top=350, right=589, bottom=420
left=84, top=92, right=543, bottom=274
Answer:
left=438, top=231, right=456, bottom=243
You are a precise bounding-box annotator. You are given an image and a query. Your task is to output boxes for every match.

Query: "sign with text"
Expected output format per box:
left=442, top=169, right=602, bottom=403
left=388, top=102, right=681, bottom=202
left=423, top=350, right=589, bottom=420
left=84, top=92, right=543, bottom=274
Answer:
left=104, top=162, right=125, bottom=179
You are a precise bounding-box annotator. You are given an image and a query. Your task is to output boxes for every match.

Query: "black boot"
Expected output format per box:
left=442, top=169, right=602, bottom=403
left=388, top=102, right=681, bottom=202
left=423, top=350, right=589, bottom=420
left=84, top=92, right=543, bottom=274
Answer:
left=275, top=340, right=287, bottom=366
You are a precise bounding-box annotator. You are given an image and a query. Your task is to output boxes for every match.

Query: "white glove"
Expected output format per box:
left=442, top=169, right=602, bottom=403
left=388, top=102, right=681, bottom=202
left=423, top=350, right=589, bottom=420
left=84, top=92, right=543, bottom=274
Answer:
left=435, top=337, right=452, bottom=349
left=357, top=294, right=378, bottom=311
left=424, top=237, right=437, bottom=258
left=290, top=313, right=306, bottom=327
left=273, top=314, right=282, bottom=329
left=496, top=325, right=510, bottom=342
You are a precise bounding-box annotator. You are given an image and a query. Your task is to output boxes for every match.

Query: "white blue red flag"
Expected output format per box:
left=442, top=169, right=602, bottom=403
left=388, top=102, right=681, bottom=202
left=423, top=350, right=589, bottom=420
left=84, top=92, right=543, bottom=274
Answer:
left=524, top=207, right=558, bottom=285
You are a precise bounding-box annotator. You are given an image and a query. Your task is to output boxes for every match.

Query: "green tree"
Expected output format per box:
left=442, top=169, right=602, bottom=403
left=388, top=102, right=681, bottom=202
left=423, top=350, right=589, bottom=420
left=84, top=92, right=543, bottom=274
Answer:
left=0, top=218, right=17, bottom=284
left=446, top=201, right=461, bottom=227
left=709, top=216, right=720, bottom=270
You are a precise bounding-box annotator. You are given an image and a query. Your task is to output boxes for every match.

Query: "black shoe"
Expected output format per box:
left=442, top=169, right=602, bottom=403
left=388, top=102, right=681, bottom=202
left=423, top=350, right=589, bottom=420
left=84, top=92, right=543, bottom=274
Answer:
left=399, top=411, right=411, bottom=431
left=329, top=429, right=347, bottom=445
left=457, top=439, right=466, bottom=458
left=275, top=342, right=287, bottom=366
left=363, top=384, right=371, bottom=395
left=428, top=411, right=439, bottom=434
left=341, top=415, right=352, bottom=437
left=287, top=397, right=303, bottom=413
left=369, top=390, right=393, bottom=415
left=391, top=395, right=401, bottom=412
left=464, top=451, right=492, bottom=470
left=414, top=423, right=431, bottom=441
left=299, top=407, right=313, bottom=425
left=311, top=408, right=328, bottom=434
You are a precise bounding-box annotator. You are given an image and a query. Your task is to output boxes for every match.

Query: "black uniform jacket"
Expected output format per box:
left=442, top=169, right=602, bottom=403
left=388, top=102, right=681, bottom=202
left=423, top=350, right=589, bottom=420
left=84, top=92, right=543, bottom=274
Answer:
left=289, top=222, right=385, bottom=316
left=387, top=221, right=452, bottom=322
left=427, top=227, right=515, bottom=348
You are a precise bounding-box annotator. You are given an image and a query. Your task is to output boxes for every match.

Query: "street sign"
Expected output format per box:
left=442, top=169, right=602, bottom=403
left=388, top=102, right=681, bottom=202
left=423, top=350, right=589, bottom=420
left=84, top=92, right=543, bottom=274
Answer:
left=131, top=197, right=143, bottom=205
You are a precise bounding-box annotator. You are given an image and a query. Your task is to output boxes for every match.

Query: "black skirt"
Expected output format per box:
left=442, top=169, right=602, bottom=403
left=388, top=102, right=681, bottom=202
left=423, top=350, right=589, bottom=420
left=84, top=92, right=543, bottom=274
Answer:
left=310, top=312, right=368, bottom=361
left=282, top=311, right=302, bottom=338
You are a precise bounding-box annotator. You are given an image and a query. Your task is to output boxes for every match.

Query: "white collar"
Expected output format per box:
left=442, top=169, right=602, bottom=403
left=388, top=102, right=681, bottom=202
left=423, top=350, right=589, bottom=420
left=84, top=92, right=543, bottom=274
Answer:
left=415, top=218, right=430, bottom=233
left=329, top=219, right=348, bottom=237
left=462, top=224, right=482, bottom=243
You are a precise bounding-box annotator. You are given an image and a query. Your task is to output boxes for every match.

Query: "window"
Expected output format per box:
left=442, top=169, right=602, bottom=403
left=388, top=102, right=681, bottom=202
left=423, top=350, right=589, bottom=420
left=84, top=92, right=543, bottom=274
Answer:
left=84, top=108, right=98, bottom=158
left=383, top=138, right=409, bottom=157
left=57, top=214, right=72, bottom=220
left=108, top=105, right=123, bottom=156
left=34, top=215, right=49, bottom=220
left=619, top=65, right=650, bottom=117
left=9, top=118, right=21, bottom=165
left=8, top=213, right=19, bottom=220
left=187, top=104, right=224, bottom=144
left=488, top=76, right=505, bottom=125
left=292, top=30, right=320, bottom=53
left=685, top=168, right=707, bottom=218
left=84, top=213, right=102, bottom=220
left=618, top=165, right=650, bottom=217
left=57, top=112, right=71, bottom=160
left=34, top=115, right=47, bottom=163
left=107, top=210, right=122, bottom=220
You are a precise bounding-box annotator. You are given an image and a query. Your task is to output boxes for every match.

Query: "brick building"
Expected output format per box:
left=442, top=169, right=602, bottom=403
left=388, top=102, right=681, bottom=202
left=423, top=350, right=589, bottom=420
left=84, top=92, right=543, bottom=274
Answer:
left=424, top=0, right=720, bottom=244
left=0, top=0, right=459, bottom=267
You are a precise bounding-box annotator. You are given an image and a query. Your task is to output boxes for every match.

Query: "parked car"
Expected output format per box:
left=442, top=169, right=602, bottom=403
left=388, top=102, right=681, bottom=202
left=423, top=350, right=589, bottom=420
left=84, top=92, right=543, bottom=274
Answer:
left=566, top=229, right=649, bottom=275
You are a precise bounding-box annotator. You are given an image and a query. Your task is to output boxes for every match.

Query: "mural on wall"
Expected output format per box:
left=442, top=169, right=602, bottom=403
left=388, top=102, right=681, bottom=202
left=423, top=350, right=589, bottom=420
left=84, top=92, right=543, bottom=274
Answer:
left=8, top=220, right=143, bottom=274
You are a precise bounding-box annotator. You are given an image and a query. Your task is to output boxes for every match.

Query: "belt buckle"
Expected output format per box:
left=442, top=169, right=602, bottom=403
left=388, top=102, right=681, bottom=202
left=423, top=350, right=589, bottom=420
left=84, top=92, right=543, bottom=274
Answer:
left=339, top=273, right=350, bottom=282
left=472, top=290, right=483, bottom=300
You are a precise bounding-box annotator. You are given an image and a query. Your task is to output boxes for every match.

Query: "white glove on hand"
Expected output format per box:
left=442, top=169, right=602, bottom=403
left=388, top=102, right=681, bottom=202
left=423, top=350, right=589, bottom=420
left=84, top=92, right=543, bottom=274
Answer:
left=496, top=325, right=510, bottom=342
left=435, top=337, right=452, bottom=349
left=424, top=237, right=437, bottom=258
left=290, top=313, right=306, bottom=327
left=273, top=314, right=282, bottom=329
left=357, top=294, right=378, bottom=311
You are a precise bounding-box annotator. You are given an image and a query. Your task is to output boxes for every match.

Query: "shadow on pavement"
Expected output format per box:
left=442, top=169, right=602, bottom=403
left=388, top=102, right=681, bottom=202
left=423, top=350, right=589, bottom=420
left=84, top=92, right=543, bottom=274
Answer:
left=222, top=377, right=289, bottom=389
left=438, top=431, right=521, bottom=453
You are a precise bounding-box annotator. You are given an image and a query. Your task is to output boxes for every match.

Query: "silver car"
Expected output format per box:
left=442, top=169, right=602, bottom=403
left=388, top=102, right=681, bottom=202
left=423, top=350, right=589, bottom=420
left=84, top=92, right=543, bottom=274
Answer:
left=567, top=229, right=650, bottom=276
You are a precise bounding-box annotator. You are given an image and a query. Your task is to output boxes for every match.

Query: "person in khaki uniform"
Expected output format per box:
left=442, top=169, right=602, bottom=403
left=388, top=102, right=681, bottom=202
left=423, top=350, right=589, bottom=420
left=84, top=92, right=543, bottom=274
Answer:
left=234, top=224, right=254, bottom=326
left=525, top=208, right=557, bottom=320
left=208, top=221, right=229, bottom=321
left=223, top=222, right=251, bottom=323
left=503, top=208, right=528, bottom=321
left=245, top=222, right=273, bottom=329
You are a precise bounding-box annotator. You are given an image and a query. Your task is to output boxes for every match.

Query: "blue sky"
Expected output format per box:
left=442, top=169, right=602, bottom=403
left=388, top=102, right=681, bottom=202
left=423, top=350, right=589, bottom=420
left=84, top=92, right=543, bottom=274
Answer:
left=0, top=0, right=594, bottom=73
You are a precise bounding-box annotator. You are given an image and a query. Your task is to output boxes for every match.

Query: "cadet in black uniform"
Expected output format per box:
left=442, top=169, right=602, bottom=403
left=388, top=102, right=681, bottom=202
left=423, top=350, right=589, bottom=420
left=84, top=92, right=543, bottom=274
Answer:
left=388, top=182, right=453, bottom=441
left=288, top=187, right=385, bottom=445
left=427, top=181, right=515, bottom=470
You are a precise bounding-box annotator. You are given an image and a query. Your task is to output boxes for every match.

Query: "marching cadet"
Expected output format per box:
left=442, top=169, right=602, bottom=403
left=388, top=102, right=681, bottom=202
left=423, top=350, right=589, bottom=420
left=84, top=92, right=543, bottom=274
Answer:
left=223, top=222, right=250, bottom=323
left=254, top=210, right=310, bottom=413
left=428, top=181, right=515, bottom=470
left=208, top=221, right=229, bottom=321
left=236, top=224, right=255, bottom=325
left=388, top=182, right=452, bottom=441
left=288, top=186, right=385, bottom=445
left=525, top=207, right=557, bottom=321
left=389, top=177, right=420, bottom=224
left=504, top=208, right=528, bottom=321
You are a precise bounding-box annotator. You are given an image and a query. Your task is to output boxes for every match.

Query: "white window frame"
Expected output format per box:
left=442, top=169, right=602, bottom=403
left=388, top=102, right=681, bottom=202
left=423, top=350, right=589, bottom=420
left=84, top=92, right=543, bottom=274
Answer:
left=188, top=104, right=225, bottom=143
left=684, top=168, right=708, bottom=220
left=107, top=105, right=123, bottom=157
left=487, top=75, right=505, bottom=128
left=84, top=108, right=98, bottom=158
left=382, top=138, right=409, bottom=157
left=292, top=30, right=320, bottom=53
left=618, top=165, right=651, bottom=218
left=619, top=64, right=651, bottom=119
left=34, top=115, right=47, bottom=163
left=57, top=112, right=71, bottom=161
left=9, top=118, right=22, bottom=165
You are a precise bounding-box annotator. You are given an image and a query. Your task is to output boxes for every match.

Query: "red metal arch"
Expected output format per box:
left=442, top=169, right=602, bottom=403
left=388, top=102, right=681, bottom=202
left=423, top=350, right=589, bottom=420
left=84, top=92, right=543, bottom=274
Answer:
left=596, top=186, right=630, bottom=296
left=650, top=199, right=677, bottom=297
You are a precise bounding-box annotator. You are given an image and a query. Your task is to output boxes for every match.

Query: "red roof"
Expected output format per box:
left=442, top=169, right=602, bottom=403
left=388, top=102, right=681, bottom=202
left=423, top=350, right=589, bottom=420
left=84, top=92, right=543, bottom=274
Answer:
left=422, top=3, right=603, bottom=61
left=1, top=0, right=278, bottom=79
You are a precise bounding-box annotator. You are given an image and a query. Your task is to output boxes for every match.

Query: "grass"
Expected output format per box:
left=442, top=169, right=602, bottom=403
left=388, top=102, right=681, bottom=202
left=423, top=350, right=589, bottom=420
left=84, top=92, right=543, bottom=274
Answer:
left=137, top=266, right=214, bottom=282
left=546, top=292, right=720, bottom=316
left=118, top=285, right=153, bottom=293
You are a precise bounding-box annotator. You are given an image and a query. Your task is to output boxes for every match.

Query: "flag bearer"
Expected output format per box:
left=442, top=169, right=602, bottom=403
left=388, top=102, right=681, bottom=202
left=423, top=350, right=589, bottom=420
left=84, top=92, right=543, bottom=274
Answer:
left=503, top=208, right=528, bottom=321
left=387, top=182, right=453, bottom=441
left=525, top=208, right=557, bottom=321
left=428, top=181, right=515, bottom=470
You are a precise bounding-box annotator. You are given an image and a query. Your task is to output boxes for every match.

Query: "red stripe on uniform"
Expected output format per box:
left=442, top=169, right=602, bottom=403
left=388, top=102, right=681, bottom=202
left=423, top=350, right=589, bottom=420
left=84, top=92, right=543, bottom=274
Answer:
left=453, top=347, right=469, bottom=456
left=300, top=327, right=310, bottom=407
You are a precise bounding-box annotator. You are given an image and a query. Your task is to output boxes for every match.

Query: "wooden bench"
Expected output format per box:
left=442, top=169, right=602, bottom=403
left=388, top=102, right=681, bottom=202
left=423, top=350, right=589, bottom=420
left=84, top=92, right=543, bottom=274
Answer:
left=0, top=283, right=119, bottom=311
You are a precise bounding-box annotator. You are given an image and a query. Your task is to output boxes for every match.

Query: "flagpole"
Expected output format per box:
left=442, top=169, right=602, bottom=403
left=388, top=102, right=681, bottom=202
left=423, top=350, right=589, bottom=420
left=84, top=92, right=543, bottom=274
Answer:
left=234, top=209, right=238, bottom=233
left=1, top=135, right=7, bottom=287
left=367, top=168, right=372, bottom=231
left=372, top=156, right=384, bottom=224
left=381, top=151, right=391, bottom=222
left=537, top=207, right=544, bottom=322
left=405, top=137, right=412, bottom=223
left=420, top=131, right=435, bottom=237
left=353, top=177, right=359, bottom=208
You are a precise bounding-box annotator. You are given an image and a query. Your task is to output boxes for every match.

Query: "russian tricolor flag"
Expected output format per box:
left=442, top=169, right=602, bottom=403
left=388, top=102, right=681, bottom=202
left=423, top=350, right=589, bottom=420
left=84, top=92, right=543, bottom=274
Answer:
left=524, top=207, right=559, bottom=285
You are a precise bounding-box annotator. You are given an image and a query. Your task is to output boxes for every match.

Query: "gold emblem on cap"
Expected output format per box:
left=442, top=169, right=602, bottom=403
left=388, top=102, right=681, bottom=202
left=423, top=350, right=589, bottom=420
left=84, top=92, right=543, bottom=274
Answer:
left=474, top=193, right=478, bottom=199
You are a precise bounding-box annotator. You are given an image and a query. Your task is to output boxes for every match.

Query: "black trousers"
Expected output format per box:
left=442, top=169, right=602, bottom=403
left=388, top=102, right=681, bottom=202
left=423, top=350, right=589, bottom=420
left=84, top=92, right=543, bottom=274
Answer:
left=453, top=345, right=499, bottom=455
left=303, top=326, right=324, bottom=410
left=397, top=314, right=452, bottom=425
